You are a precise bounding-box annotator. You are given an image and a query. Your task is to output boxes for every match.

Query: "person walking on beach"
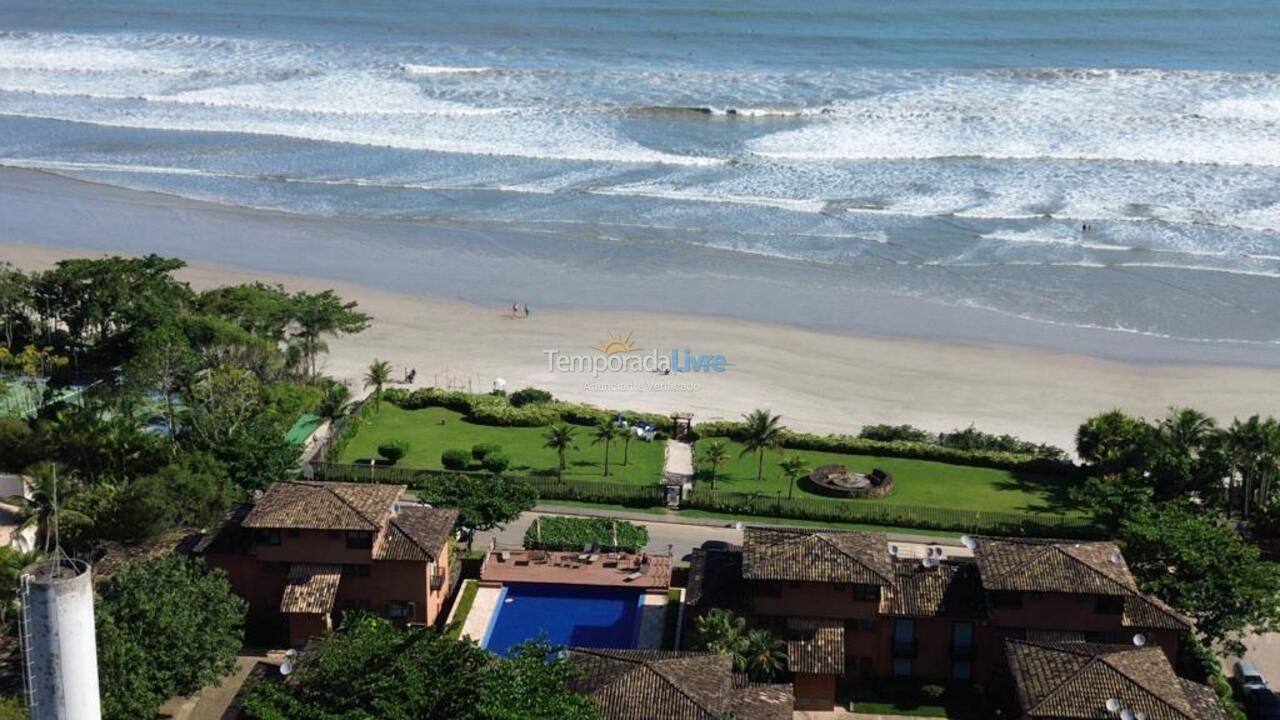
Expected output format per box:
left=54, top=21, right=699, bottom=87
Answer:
left=524, top=303, right=532, bottom=318
left=511, top=302, right=519, bottom=318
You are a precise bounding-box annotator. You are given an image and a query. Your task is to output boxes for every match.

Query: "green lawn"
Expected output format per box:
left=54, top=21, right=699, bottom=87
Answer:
left=341, top=406, right=1077, bottom=516
left=340, top=405, right=665, bottom=484
left=446, top=579, right=479, bottom=639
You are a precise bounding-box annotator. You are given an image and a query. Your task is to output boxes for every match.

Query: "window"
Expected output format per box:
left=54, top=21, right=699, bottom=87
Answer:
left=259, top=529, right=282, bottom=546
left=894, top=619, right=916, bottom=642
left=346, top=531, right=374, bottom=549
left=893, top=658, right=913, bottom=677
left=952, top=622, right=974, bottom=648
left=990, top=591, right=1023, bottom=609
left=852, top=584, right=880, bottom=602
left=384, top=601, right=415, bottom=621
left=952, top=661, right=972, bottom=680
left=1096, top=595, right=1125, bottom=615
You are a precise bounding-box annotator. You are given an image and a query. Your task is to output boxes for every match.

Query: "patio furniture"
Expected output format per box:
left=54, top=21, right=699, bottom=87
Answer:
left=623, top=571, right=643, bottom=582
left=499, top=551, right=510, bottom=562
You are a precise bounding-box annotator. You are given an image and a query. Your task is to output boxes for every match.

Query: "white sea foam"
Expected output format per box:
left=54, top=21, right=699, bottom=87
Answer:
left=401, top=64, right=492, bottom=76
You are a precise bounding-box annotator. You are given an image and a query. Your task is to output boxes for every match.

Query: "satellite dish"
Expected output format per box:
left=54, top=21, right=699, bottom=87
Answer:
left=280, top=661, right=294, bottom=676
left=1110, top=552, right=1124, bottom=565
left=889, top=544, right=900, bottom=557
left=1106, top=698, right=1122, bottom=713
left=1120, top=709, right=1135, bottom=720
left=961, top=535, right=977, bottom=550
left=1132, top=633, right=1146, bottom=647
left=919, top=557, right=930, bottom=568
left=285, top=649, right=297, bottom=658
left=922, top=557, right=939, bottom=569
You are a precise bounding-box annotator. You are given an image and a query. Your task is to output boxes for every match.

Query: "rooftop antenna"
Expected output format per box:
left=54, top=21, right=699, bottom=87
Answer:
left=961, top=535, right=977, bottom=550
left=1131, top=633, right=1146, bottom=647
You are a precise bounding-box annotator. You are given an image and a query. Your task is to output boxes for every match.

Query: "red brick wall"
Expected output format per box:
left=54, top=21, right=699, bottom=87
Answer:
left=750, top=581, right=880, bottom=619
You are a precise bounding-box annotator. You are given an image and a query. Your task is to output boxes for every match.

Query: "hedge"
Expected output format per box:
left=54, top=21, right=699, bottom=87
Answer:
left=523, top=515, right=649, bottom=552
left=381, top=387, right=675, bottom=432
left=683, top=489, right=1102, bottom=538
left=691, top=422, right=1081, bottom=478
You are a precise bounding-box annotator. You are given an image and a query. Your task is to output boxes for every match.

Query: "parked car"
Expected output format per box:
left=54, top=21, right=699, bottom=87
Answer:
left=1236, top=661, right=1269, bottom=693
left=1244, top=688, right=1280, bottom=720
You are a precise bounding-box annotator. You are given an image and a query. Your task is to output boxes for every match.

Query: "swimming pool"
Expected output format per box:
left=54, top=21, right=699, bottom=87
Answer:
left=483, top=583, right=643, bottom=656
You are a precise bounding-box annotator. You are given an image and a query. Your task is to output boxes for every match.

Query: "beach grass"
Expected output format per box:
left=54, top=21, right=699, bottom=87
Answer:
left=341, top=406, right=1077, bottom=515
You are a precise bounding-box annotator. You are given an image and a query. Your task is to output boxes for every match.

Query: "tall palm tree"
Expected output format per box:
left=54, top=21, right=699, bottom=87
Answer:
left=1156, top=407, right=1223, bottom=499
left=702, top=440, right=728, bottom=491
left=742, top=628, right=787, bottom=682
left=363, top=359, right=392, bottom=412
left=593, top=420, right=620, bottom=477
left=739, top=409, right=785, bottom=482
left=9, top=462, right=71, bottom=551
left=318, top=382, right=352, bottom=422
left=543, top=424, right=577, bottom=480
left=1228, top=416, right=1280, bottom=517
left=779, top=454, right=811, bottom=500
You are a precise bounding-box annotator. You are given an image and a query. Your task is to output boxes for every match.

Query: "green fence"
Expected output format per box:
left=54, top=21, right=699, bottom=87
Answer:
left=683, top=489, right=1102, bottom=538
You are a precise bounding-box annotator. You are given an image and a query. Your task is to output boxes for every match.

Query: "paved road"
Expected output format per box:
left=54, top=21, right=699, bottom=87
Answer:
left=474, top=505, right=970, bottom=564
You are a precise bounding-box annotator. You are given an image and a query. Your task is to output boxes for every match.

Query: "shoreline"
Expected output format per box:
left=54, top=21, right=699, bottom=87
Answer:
left=6, top=240, right=1280, bottom=452
left=1, top=166, right=1278, bottom=368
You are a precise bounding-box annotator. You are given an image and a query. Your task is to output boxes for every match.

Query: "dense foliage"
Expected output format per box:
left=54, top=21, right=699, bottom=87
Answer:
left=522, top=515, right=649, bottom=552
left=96, top=555, right=247, bottom=720
left=415, top=472, right=537, bottom=531
left=240, top=615, right=598, bottom=720
left=383, top=386, right=673, bottom=431
left=694, top=609, right=786, bottom=682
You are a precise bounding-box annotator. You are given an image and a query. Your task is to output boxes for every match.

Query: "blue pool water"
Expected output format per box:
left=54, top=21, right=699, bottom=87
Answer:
left=483, top=583, right=642, bottom=656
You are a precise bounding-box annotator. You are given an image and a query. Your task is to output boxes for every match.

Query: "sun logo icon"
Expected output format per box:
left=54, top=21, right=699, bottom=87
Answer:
left=593, top=331, right=638, bottom=355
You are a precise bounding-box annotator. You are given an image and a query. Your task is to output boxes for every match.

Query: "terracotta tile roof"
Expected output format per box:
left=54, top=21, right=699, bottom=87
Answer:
left=727, top=678, right=794, bottom=720
left=974, top=537, right=1189, bottom=630
left=191, top=503, right=255, bottom=555
left=1180, top=679, right=1230, bottom=720
left=375, top=506, right=458, bottom=562
left=1005, top=640, right=1226, bottom=720
left=568, top=649, right=734, bottom=720
left=685, top=548, right=746, bottom=609
left=879, top=559, right=987, bottom=619
left=742, top=526, right=892, bottom=586
left=785, top=618, right=844, bottom=675
left=243, top=481, right=405, bottom=531
left=280, top=563, right=342, bottom=615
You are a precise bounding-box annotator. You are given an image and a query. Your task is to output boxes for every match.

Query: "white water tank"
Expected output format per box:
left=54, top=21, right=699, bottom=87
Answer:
left=21, top=559, right=102, bottom=720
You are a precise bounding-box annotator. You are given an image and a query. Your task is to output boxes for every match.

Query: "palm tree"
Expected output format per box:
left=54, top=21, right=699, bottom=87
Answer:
left=1228, top=416, right=1280, bottom=517
left=9, top=462, right=70, bottom=551
left=779, top=454, right=810, bottom=500
left=593, top=420, right=620, bottom=477
left=543, top=424, right=577, bottom=480
left=702, top=440, right=728, bottom=491
left=739, top=409, right=785, bottom=482
left=363, top=359, right=392, bottom=412
left=622, top=427, right=633, bottom=466
left=742, top=628, right=787, bottom=682
left=318, top=382, right=352, bottom=422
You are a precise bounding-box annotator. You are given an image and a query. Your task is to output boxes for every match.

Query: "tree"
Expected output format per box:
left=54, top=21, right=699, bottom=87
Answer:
left=241, top=616, right=598, bottom=720
left=695, top=608, right=749, bottom=666
left=1152, top=407, right=1228, bottom=501
left=364, top=358, right=392, bottom=412
left=1118, top=502, right=1280, bottom=656
left=0, top=547, right=34, bottom=632
left=1076, top=410, right=1154, bottom=477
left=197, top=282, right=295, bottom=341
left=417, top=473, right=537, bottom=532
left=126, top=324, right=197, bottom=438
left=739, top=408, right=784, bottom=482
left=543, top=424, right=577, bottom=480
left=317, top=381, right=351, bottom=422
left=779, top=454, right=810, bottom=500
left=0, top=417, right=35, bottom=472
left=592, top=420, right=620, bottom=477
left=0, top=262, right=30, bottom=351
left=288, top=290, right=370, bottom=382
left=702, top=440, right=728, bottom=491
left=1227, top=416, right=1280, bottom=517
left=8, top=462, right=88, bottom=552
left=742, top=628, right=787, bottom=682
left=96, top=555, right=246, bottom=720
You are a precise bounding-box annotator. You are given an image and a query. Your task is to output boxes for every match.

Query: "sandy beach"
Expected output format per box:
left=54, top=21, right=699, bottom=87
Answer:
left=6, top=239, right=1279, bottom=452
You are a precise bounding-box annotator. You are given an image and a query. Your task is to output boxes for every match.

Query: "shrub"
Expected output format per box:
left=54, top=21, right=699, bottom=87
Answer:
left=441, top=448, right=471, bottom=471
left=0, top=417, right=35, bottom=471
left=920, top=684, right=945, bottom=701
left=480, top=453, right=510, bottom=474
left=377, top=441, right=410, bottom=465
left=385, top=387, right=676, bottom=433
left=522, top=515, right=648, bottom=552
left=472, top=443, right=502, bottom=461
left=509, top=387, right=554, bottom=407
left=859, top=423, right=935, bottom=443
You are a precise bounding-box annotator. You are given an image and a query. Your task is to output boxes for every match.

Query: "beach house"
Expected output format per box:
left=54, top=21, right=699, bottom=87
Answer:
left=195, top=481, right=458, bottom=644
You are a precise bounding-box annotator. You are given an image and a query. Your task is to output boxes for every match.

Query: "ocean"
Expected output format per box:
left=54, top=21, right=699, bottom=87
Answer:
left=1, top=0, right=1279, bottom=351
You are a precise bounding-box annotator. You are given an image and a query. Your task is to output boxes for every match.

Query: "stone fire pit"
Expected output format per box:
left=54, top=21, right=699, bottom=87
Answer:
left=805, top=464, right=894, bottom=498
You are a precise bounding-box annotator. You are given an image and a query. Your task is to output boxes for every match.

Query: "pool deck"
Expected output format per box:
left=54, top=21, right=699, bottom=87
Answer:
left=459, top=584, right=504, bottom=645
left=480, top=549, right=672, bottom=591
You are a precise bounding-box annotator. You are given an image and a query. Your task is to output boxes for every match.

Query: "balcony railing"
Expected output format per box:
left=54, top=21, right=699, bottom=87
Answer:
left=892, top=639, right=919, bottom=658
